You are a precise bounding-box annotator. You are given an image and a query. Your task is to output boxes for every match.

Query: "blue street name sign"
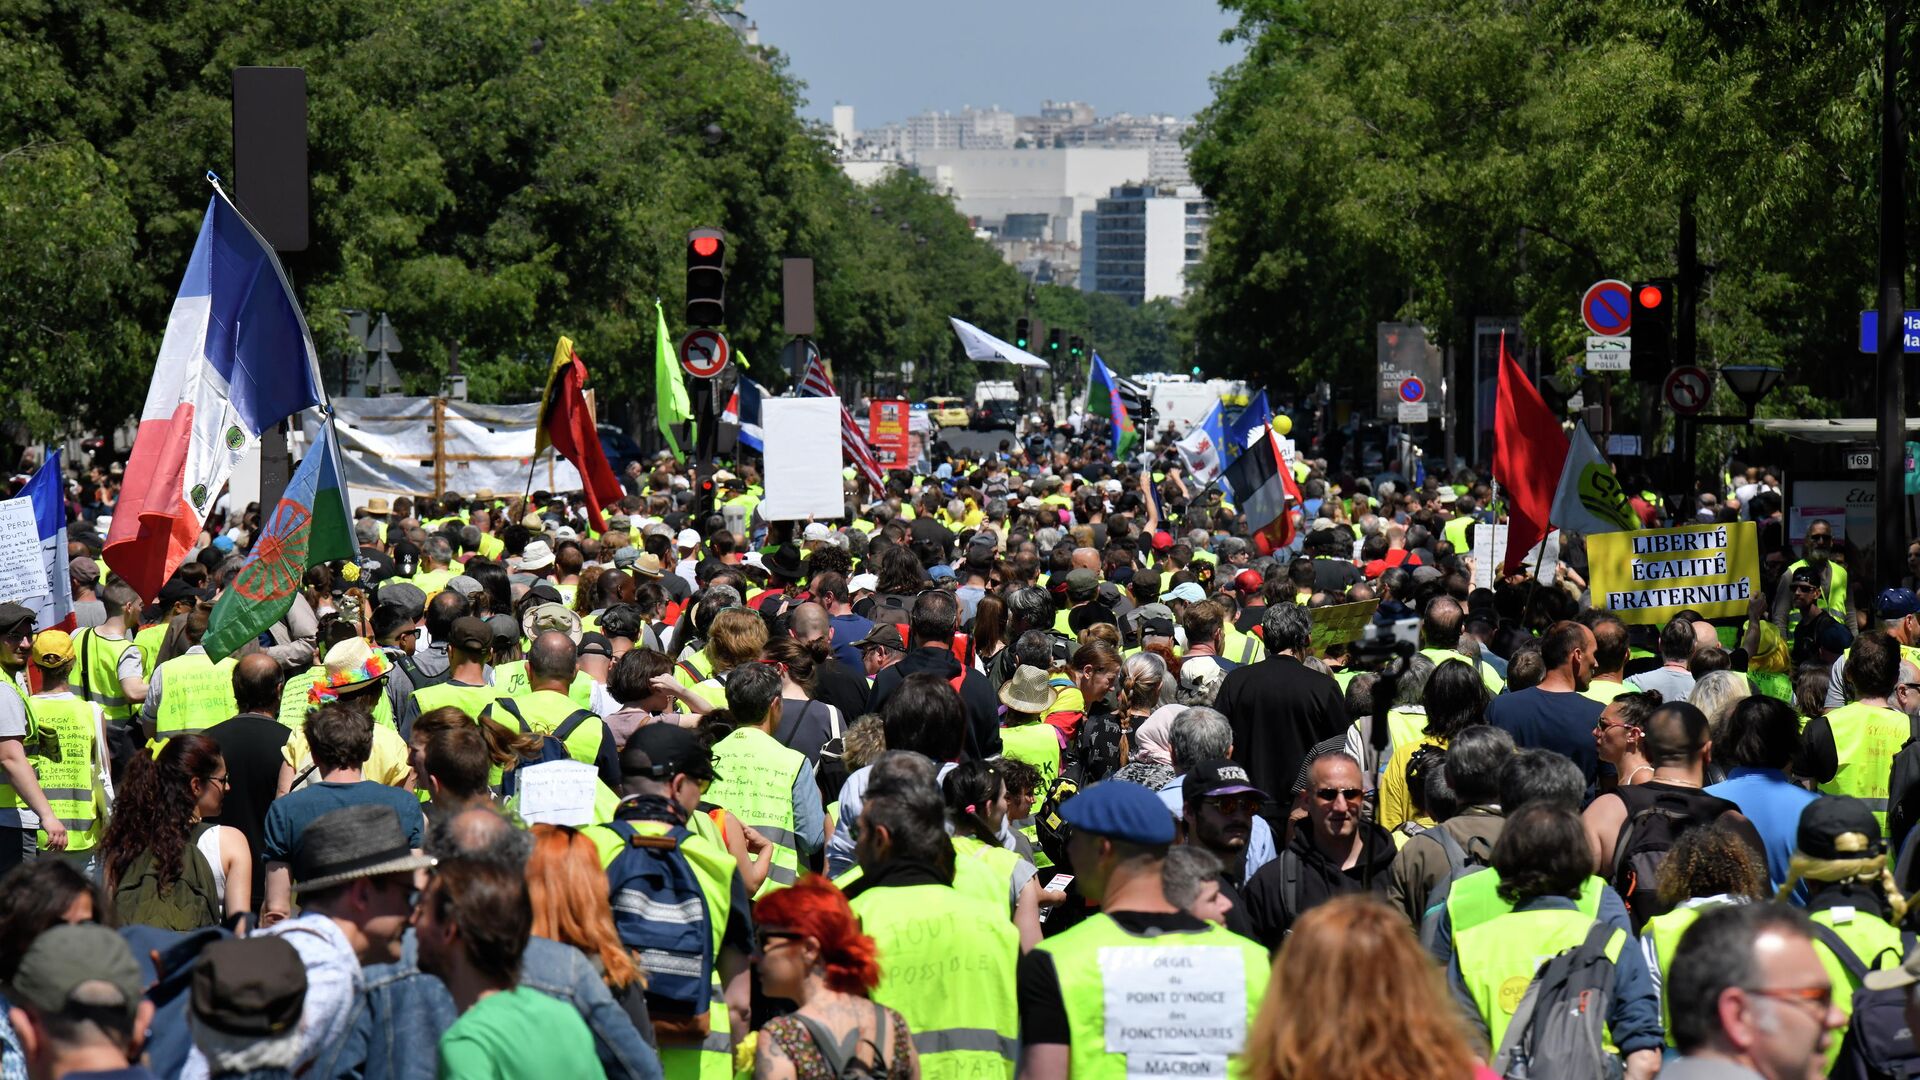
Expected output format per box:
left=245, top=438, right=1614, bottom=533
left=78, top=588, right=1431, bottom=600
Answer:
left=1858, top=310, right=1920, bottom=353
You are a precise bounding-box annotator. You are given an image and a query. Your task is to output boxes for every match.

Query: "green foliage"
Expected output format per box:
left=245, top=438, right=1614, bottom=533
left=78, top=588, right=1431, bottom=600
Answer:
left=1190, top=0, right=1887, bottom=457
left=0, top=0, right=1031, bottom=441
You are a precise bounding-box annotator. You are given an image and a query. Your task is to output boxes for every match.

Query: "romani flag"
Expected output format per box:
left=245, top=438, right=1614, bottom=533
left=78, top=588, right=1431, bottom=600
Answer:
left=1492, top=332, right=1570, bottom=573
left=1086, top=353, right=1137, bottom=456
left=1226, top=423, right=1303, bottom=554
left=539, top=337, right=625, bottom=533
left=203, top=421, right=357, bottom=661
left=104, top=179, right=325, bottom=602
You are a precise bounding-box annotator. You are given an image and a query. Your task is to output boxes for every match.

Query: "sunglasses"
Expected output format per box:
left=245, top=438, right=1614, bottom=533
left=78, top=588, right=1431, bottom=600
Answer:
left=1204, top=794, right=1262, bottom=816
left=1314, top=787, right=1365, bottom=803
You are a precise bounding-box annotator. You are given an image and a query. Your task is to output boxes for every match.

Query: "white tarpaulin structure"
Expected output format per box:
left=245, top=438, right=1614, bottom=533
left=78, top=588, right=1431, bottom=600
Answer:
left=298, top=397, right=586, bottom=498
left=948, top=317, right=1050, bottom=369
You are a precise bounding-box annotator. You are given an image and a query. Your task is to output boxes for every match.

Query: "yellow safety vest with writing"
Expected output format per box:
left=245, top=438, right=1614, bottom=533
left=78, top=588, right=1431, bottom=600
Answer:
left=73, top=629, right=138, bottom=723
left=851, top=880, right=1020, bottom=1080
left=703, top=726, right=805, bottom=896
left=154, top=653, right=238, bottom=736
left=1034, top=911, right=1269, bottom=1080
left=998, top=721, right=1061, bottom=869
left=279, top=669, right=321, bottom=728
left=24, top=695, right=101, bottom=852
left=583, top=817, right=738, bottom=1080
left=1818, top=700, right=1908, bottom=835
left=1457, top=906, right=1626, bottom=1052
left=492, top=661, right=595, bottom=711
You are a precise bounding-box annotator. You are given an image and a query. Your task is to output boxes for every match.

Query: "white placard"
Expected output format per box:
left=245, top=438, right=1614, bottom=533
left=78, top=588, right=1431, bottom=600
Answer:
left=1099, top=945, right=1247, bottom=1055
left=0, top=499, right=46, bottom=603
left=760, top=397, right=850, bottom=521
left=1586, top=349, right=1630, bottom=371
left=1397, top=401, right=1429, bottom=423
left=1126, top=1055, right=1229, bottom=1079
left=513, top=760, right=598, bottom=826
left=1471, top=524, right=1560, bottom=589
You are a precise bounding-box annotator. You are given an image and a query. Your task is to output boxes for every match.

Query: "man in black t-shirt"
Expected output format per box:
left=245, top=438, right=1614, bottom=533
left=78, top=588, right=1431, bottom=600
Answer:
left=205, top=653, right=294, bottom=906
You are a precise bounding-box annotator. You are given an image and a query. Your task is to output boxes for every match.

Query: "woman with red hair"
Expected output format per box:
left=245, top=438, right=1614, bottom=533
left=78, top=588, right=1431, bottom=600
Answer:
left=526, top=824, right=647, bottom=1029
left=753, top=874, right=918, bottom=1079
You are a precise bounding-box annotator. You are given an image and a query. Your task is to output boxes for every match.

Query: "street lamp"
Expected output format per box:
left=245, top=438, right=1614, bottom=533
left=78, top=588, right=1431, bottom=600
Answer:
left=1720, top=364, right=1785, bottom=417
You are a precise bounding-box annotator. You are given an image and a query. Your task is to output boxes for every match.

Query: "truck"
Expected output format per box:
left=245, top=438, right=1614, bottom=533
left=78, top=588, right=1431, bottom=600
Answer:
left=973, top=380, right=1018, bottom=405
left=1147, top=382, right=1226, bottom=440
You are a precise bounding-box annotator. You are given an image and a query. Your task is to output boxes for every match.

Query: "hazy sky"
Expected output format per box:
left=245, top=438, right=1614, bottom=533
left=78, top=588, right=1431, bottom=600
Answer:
left=746, top=1, right=1246, bottom=128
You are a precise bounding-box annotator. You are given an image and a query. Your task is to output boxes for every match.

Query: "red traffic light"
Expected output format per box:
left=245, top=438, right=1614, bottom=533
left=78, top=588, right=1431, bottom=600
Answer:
left=692, top=236, right=720, bottom=258
left=1637, top=284, right=1665, bottom=309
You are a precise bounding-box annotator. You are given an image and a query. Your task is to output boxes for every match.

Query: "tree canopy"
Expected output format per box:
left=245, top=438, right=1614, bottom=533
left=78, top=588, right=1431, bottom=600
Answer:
left=1187, top=0, right=1890, bottom=459
left=2, top=0, right=1183, bottom=443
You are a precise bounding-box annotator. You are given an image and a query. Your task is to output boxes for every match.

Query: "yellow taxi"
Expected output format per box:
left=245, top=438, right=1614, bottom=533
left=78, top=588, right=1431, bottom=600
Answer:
left=922, top=396, right=970, bottom=428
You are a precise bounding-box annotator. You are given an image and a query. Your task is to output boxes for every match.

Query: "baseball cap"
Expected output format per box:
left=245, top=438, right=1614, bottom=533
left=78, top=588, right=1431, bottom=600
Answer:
left=30, top=630, right=74, bottom=669
left=578, top=632, right=613, bottom=659
left=1059, top=780, right=1176, bottom=846
left=1066, top=568, right=1099, bottom=601
left=848, top=572, right=879, bottom=594
left=1878, top=588, right=1920, bottom=620
left=802, top=522, right=832, bottom=542
left=448, top=616, right=492, bottom=654
left=1233, top=568, right=1263, bottom=594
left=676, top=528, right=702, bottom=550
left=6, top=924, right=143, bottom=1022
left=1796, top=795, right=1884, bottom=860
left=1139, top=615, right=1176, bottom=639
left=67, top=556, right=100, bottom=586
left=1152, top=530, right=1174, bottom=551
left=612, top=546, right=641, bottom=569
left=485, top=613, right=521, bottom=645
left=1816, top=620, right=1853, bottom=655
left=1160, top=582, right=1206, bottom=605
left=621, top=722, right=717, bottom=782
left=1182, top=759, right=1267, bottom=806
left=928, top=564, right=956, bottom=582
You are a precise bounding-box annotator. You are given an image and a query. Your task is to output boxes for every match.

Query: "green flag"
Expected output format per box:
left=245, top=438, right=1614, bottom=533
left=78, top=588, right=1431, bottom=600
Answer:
left=655, top=302, right=691, bottom=461
left=204, top=422, right=358, bottom=661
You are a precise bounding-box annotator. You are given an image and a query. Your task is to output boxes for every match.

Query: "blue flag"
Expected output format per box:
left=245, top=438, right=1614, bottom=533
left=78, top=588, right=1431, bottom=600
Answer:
left=12, top=450, right=72, bottom=630
left=1224, top=391, right=1273, bottom=456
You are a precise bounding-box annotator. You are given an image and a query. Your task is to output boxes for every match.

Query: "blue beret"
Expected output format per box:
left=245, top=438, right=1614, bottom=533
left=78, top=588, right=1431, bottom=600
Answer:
left=1059, top=780, right=1175, bottom=846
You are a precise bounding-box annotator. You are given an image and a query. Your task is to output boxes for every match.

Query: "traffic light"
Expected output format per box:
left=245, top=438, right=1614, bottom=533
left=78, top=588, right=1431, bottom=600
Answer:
left=1069, top=335, right=1084, bottom=359
left=1047, top=328, right=1063, bottom=355
left=685, top=227, right=727, bottom=327
left=1630, top=279, right=1672, bottom=381
left=1190, top=364, right=1202, bottom=377
left=1014, top=318, right=1030, bottom=350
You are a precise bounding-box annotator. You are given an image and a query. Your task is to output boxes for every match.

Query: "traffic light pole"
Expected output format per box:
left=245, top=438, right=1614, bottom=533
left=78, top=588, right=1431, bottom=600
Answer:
left=1675, top=198, right=1699, bottom=500
left=1876, top=0, right=1908, bottom=594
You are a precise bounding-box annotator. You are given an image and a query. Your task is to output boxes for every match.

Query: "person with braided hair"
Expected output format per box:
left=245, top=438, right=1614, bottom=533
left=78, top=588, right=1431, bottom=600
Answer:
left=1772, top=796, right=1912, bottom=1073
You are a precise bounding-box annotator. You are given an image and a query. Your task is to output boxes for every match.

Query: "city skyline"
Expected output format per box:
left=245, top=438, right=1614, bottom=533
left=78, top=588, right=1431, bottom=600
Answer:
left=746, top=0, right=1245, bottom=129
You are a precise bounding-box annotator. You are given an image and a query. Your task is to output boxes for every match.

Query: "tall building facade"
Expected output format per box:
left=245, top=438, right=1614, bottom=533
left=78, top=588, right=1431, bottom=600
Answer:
left=1080, top=185, right=1210, bottom=304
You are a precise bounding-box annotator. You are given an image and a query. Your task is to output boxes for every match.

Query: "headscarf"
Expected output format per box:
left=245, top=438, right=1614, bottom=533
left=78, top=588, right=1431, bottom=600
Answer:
left=1131, top=704, right=1182, bottom=769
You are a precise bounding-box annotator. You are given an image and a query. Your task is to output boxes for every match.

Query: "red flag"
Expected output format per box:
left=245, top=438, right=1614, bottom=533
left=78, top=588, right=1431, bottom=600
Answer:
left=1492, top=333, right=1570, bottom=574
left=542, top=343, right=624, bottom=533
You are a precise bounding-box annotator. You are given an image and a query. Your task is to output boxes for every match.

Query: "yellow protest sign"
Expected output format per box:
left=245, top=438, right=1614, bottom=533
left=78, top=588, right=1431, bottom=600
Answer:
left=1310, top=599, right=1381, bottom=653
left=1588, top=521, right=1759, bottom=624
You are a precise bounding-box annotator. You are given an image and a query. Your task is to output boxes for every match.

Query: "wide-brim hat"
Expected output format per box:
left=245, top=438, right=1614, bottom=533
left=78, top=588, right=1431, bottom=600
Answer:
left=999, top=664, right=1058, bottom=714
left=522, top=602, right=582, bottom=645
left=764, top=544, right=806, bottom=580
left=291, top=804, right=437, bottom=893
left=362, top=497, right=391, bottom=516
left=316, top=637, right=394, bottom=695
left=519, top=540, right=556, bottom=570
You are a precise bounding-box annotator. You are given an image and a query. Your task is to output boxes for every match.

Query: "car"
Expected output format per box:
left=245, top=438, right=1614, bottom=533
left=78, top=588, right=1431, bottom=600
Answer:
left=971, top=399, right=1022, bottom=431
left=922, top=396, right=969, bottom=428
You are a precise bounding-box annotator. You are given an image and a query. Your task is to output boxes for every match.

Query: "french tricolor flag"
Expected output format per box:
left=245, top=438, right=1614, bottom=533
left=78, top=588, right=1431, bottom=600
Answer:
left=12, top=450, right=73, bottom=632
left=104, top=179, right=325, bottom=601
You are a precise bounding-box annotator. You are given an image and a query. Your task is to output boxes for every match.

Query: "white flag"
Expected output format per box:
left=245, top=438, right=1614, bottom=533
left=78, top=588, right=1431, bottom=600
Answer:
left=1550, top=422, right=1638, bottom=535
left=1175, top=422, right=1224, bottom=487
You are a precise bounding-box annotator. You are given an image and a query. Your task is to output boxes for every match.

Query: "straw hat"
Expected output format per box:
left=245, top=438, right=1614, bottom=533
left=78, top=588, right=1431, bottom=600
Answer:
left=999, top=664, right=1058, bottom=715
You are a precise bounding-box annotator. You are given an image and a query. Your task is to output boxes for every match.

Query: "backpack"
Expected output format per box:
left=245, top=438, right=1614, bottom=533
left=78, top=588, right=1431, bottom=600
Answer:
left=1885, top=712, right=1920, bottom=854
left=1035, top=772, right=1082, bottom=868
left=1608, top=784, right=1739, bottom=929
left=1827, top=922, right=1920, bottom=1080
left=486, top=699, right=598, bottom=747
left=113, top=823, right=223, bottom=932
left=1416, top=825, right=1497, bottom=952
left=792, top=1002, right=893, bottom=1080
left=604, top=820, right=715, bottom=1041
left=775, top=699, right=847, bottom=806
left=1492, top=920, right=1625, bottom=1080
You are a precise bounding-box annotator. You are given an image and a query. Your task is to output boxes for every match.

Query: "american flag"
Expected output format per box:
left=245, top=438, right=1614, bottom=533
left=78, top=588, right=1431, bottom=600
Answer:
left=798, top=355, right=886, bottom=491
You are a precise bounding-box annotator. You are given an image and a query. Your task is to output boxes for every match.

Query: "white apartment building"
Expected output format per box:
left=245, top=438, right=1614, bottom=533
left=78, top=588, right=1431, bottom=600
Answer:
left=1079, top=184, right=1211, bottom=304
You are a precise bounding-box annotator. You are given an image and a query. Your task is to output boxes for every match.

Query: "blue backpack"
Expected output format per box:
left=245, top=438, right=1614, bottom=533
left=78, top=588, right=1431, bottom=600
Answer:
left=604, top=820, right=715, bottom=1035
left=484, top=700, right=593, bottom=799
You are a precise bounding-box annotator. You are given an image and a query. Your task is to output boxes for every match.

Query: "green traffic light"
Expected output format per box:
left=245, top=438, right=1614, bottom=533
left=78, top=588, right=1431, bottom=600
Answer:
left=1190, top=365, right=1201, bottom=377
